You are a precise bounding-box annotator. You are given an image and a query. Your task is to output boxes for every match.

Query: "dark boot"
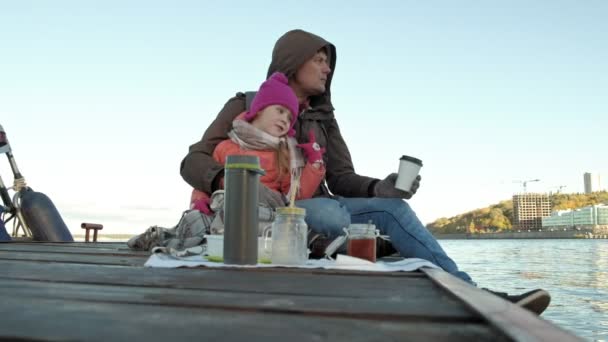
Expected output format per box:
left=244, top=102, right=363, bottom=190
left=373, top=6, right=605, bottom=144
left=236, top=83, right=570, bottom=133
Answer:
left=484, top=288, right=551, bottom=315
left=376, top=237, right=398, bottom=258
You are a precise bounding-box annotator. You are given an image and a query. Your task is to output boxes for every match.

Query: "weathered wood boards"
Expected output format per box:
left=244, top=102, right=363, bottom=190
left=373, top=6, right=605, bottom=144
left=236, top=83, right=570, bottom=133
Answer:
left=0, top=242, right=581, bottom=341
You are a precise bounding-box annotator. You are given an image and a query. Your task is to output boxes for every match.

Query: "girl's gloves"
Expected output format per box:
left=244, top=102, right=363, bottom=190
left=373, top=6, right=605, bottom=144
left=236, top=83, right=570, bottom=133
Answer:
left=192, top=198, right=213, bottom=215
left=297, top=130, right=325, bottom=165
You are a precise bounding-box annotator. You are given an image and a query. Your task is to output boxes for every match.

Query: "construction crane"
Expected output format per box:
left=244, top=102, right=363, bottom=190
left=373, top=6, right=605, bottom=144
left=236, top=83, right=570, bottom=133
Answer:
left=513, top=179, right=540, bottom=193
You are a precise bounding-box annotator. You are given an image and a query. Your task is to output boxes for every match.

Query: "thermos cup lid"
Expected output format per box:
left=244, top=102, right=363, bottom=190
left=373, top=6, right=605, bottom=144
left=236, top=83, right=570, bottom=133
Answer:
left=276, top=207, right=306, bottom=216
left=225, top=155, right=265, bottom=174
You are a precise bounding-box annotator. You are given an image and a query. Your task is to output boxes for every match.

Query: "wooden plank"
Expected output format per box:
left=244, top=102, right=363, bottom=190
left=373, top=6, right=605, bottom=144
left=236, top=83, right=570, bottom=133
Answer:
left=0, top=243, right=425, bottom=278
left=423, top=268, right=583, bottom=342
left=3, top=241, right=127, bottom=248
left=0, top=296, right=508, bottom=342
left=0, top=251, right=148, bottom=266
left=0, top=260, right=439, bottom=299
left=0, top=277, right=473, bottom=320
left=0, top=244, right=516, bottom=340
left=0, top=243, right=146, bottom=256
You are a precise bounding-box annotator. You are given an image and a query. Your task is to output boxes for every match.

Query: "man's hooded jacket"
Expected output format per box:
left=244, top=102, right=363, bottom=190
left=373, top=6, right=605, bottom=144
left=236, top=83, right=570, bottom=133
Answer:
left=180, top=29, right=378, bottom=198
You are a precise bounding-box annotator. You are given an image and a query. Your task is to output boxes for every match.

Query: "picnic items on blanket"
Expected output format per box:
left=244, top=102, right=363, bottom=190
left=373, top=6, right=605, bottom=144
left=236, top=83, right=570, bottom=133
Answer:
left=127, top=191, right=226, bottom=252
left=270, top=207, right=308, bottom=265
left=223, top=155, right=265, bottom=265
left=205, top=234, right=272, bottom=262
left=127, top=210, right=213, bottom=251
left=128, top=156, right=393, bottom=265
left=345, top=223, right=380, bottom=263
left=127, top=188, right=277, bottom=254
left=145, top=252, right=441, bottom=272
left=308, top=226, right=398, bottom=262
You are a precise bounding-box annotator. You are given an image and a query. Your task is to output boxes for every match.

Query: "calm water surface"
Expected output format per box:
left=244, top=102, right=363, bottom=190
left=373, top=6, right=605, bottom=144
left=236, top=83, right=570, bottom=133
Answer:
left=439, top=239, right=608, bottom=341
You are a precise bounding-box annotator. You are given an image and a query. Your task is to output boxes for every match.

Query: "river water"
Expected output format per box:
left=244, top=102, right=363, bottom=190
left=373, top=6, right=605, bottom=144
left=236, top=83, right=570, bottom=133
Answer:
left=439, top=239, right=608, bottom=341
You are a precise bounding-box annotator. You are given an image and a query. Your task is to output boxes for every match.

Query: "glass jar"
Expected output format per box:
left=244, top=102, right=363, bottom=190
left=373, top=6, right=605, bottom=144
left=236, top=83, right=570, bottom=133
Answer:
left=270, top=207, right=308, bottom=265
left=346, top=223, right=378, bottom=262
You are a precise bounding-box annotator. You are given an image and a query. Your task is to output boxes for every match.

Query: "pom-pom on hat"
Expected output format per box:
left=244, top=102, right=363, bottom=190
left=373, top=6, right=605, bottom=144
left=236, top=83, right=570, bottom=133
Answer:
left=244, top=72, right=299, bottom=136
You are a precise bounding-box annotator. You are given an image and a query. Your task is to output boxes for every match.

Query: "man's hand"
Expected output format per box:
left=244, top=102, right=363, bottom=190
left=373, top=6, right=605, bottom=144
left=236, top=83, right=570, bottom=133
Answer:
left=374, top=173, right=421, bottom=199
left=259, top=184, right=288, bottom=208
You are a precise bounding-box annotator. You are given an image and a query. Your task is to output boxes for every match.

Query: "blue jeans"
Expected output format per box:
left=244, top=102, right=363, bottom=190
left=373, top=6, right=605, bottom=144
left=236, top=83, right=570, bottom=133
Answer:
left=295, top=197, right=474, bottom=284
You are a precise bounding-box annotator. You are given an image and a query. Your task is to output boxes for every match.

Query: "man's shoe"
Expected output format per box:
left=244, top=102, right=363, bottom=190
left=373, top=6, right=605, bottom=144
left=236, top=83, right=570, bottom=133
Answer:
left=484, top=289, right=551, bottom=315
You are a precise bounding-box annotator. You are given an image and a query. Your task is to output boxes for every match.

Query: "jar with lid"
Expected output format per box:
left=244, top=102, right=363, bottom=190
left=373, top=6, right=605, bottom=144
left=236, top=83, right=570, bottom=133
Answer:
left=346, top=223, right=378, bottom=262
left=270, top=207, right=308, bottom=265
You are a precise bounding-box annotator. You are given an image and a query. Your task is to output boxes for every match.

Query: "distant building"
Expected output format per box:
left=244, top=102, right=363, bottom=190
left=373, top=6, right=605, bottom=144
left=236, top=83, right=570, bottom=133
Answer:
left=542, top=204, right=608, bottom=234
left=512, top=193, right=551, bottom=231
left=584, top=172, right=602, bottom=194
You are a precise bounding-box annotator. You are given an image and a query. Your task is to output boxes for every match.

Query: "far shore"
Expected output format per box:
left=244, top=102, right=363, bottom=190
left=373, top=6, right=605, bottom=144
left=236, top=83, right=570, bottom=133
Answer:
left=433, top=230, right=607, bottom=239
left=72, top=230, right=608, bottom=243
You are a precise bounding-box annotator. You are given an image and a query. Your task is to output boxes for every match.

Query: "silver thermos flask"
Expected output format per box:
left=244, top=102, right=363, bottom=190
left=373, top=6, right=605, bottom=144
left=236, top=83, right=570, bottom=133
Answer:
left=223, top=155, right=265, bottom=265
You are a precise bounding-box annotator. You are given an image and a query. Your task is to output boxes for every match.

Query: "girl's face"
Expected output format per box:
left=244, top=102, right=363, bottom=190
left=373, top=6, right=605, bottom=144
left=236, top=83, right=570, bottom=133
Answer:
left=251, top=104, right=292, bottom=137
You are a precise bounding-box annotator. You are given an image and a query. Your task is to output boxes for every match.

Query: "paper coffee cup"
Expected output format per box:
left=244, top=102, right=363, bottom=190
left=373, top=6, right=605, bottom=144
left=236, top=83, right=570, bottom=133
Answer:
left=395, top=155, right=423, bottom=192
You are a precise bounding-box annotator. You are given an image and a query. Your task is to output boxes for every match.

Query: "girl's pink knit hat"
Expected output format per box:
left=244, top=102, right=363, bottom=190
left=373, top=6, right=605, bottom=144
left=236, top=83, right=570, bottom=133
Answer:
left=244, top=72, right=299, bottom=136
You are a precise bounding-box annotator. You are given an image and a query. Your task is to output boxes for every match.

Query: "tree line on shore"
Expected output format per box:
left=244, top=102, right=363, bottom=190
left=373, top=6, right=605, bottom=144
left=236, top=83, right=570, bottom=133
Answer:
left=427, top=191, right=608, bottom=234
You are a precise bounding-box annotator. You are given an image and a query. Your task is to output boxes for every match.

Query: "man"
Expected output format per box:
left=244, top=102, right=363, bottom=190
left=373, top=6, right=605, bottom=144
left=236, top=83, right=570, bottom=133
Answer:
left=180, top=29, right=550, bottom=315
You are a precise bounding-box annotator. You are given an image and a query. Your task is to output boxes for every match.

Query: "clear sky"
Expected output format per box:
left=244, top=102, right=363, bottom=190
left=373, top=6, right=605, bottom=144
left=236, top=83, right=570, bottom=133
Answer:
left=1, top=1, right=607, bottom=235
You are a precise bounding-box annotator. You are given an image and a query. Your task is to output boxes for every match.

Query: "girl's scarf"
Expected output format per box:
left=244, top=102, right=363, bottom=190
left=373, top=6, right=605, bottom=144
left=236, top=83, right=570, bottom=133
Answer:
left=228, top=119, right=304, bottom=200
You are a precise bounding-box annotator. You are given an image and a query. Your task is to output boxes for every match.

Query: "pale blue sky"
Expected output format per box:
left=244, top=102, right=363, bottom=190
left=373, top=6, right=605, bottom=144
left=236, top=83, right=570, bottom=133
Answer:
left=1, top=1, right=607, bottom=234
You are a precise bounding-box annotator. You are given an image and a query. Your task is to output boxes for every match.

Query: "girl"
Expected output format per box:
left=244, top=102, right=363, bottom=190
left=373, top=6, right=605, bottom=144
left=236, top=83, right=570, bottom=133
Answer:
left=190, top=72, right=325, bottom=213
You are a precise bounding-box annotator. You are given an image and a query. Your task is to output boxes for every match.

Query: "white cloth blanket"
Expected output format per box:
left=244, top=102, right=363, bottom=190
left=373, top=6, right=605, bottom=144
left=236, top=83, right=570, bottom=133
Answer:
left=144, top=253, right=440, bottom=272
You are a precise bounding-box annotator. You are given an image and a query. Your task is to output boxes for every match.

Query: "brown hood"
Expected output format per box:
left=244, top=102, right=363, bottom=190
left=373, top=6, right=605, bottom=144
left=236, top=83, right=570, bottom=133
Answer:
left=266, top=29, right=336, bottom=113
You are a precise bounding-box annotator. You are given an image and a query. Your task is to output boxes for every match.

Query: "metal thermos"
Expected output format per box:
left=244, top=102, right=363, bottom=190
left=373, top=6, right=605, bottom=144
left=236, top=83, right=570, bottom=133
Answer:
left=223, top=155, right=265, bottom=265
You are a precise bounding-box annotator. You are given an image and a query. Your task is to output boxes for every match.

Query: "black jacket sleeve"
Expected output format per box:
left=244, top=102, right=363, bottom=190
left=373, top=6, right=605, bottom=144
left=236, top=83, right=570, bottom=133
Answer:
left=180, top=93, right=246, bottom=193
left=323, top=118, right=378, bottom=197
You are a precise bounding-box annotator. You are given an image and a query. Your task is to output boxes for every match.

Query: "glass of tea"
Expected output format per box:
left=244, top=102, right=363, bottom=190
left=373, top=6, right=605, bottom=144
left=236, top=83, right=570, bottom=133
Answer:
left=346, top=223, right=378, bottom=262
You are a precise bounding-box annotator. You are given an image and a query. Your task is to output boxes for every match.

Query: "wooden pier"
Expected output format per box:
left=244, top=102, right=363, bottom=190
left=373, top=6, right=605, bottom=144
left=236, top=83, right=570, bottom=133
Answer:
left=0, top=241, right=581, bottom=341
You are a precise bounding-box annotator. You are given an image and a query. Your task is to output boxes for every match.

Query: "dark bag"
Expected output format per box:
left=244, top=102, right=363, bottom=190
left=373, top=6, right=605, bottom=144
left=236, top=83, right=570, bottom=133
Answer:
left=0, top=207, right=11, bottom=241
